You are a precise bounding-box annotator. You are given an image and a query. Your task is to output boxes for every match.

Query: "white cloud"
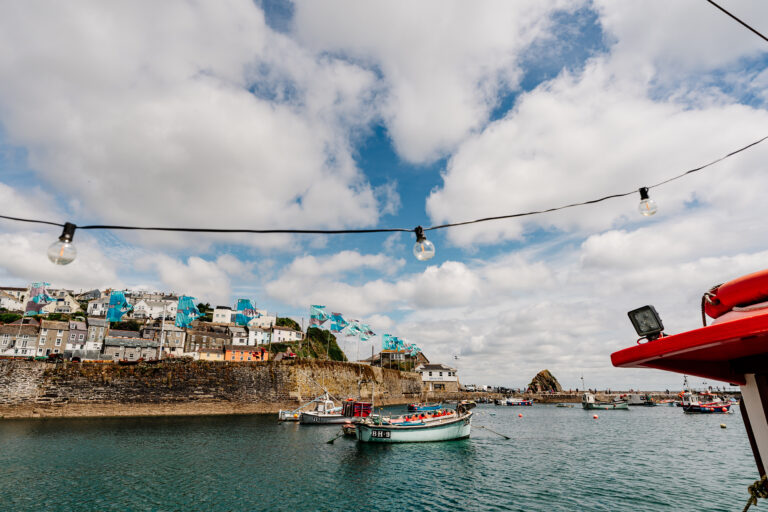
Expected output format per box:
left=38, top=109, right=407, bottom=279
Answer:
left=292, top=0, right=582, bottom=163
left=0, top=1, right=384, bottom=251
left=426, top=60, right=768, bottom=247
left=0, top=230, right=121, bottom=291
left=143, top=255, right=232, bottom=306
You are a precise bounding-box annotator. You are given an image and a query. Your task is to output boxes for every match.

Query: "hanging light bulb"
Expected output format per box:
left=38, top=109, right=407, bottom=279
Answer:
left=412, top=226, right=435, bottom=261
left=47, top=222, right=77, bottom=265
left=638, top=187, right=657, bottom=217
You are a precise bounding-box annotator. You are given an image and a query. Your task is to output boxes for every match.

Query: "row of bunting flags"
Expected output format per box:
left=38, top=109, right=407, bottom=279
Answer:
left=310, top=305, right=422, bottom=356
left=20, top=284, right=420, bottom=357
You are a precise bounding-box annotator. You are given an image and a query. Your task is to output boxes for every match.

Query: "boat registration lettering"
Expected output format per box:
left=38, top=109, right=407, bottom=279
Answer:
left=371, top=430, right=391, bottom=439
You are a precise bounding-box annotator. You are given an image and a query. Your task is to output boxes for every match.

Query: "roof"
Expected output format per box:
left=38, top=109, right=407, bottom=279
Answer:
left=109, top=330, right=141, bottom=338
left=0, top=287, right=26, bottom=292
left=87, top=318, right=109, bottom=327
left=0, top=324, right=38, bottom=335
left=229, top=326, right=246, bottom=333
left=40, top=320, right=69, bottom=329
left=416, top=363, right=456, bottom=372
left=224, top=344, right=266, bottom=351
left=611, top=313, right=768, bottom=385
left=69, top=321, right=87, bottom=330
left=9, top=318, right=40, bottom=327
left=273, top=325, right=301, bottom=332
left=198, top=348, right=223, bottom=354
left=104, top=337, right=157, bottom=348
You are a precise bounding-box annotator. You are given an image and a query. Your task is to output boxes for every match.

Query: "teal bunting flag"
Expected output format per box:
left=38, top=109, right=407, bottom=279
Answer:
left=234, top=299, right=260, bottom=326
left=175, top=296, right=201, bottom=328
left=330, top=313, right=349, bottom=333
left=106, top=291, right=133, bottom=322
left=310, top=305, right=329, bottom=326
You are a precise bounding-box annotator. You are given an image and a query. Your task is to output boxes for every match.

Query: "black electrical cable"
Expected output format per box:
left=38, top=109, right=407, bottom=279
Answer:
left=706, top=0, right=768, bottom=44
left=1, top=134, right=767, bottom=236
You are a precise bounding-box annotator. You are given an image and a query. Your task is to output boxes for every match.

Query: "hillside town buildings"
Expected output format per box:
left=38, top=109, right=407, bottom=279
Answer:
left=0, top=285, right=303, bottom=363
left=0, top=285, right=454, bottom=381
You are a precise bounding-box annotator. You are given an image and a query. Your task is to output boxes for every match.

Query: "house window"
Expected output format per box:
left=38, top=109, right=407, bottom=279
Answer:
left=55, top=339, right=62, bottom=346
left=439, top=372, right=443, bottom=377
left=429, top=371, right=433, bottom=376
left=21, top=340, right=28, bottom=348
left=22, top=334, right=28, bottom=340
left=57, top=330, right=63, bottom=335
left=78, top=334, right=85, bottom=341
left=231, top=355, right=235, bottom=360
left=70, top=333, right=76, bottom=340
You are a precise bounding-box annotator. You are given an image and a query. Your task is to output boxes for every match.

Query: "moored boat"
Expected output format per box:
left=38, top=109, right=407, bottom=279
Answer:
left=505, top=397, right=533, bottom=406
left=407, top=402, right=441, bottom=412
left=581, top=392, right=629, bottom=410
left=680, top=391, right=731, bottom=414
left=300, top=397, right=372, bottom=425
left=356, top=401, right=475, bottom=443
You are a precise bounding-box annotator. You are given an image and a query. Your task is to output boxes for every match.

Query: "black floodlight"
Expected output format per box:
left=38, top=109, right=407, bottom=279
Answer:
left=628, top=305, right=664, bottom=341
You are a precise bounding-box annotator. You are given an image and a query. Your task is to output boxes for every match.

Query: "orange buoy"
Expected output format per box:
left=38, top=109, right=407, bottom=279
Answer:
left=518, top=413, right=523, bottom=417
left=593, top=414, right=598, bottom=419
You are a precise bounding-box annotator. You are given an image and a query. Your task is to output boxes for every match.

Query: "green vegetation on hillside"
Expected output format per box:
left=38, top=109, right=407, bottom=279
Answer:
left=0, top=313, right=22, bottom=324
left=269, top=326, right=346, bottom=362
left=276, top=317, right=301, bottom=331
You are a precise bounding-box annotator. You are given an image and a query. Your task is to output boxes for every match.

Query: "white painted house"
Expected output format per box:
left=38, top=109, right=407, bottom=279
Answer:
left=212, top=307, right=233, bottom=324
left=414, top=363, right=460, bottom=393
left=229, top=326, right=249, bottom=346
left=0, top=291, right=24, bottom=312
left=248, top=327, right=271, bottom=346
left=247, top=312, right=276, bottom=329
left=87, top=296, right=110, bottom=316
left=272, top=326, right=304, bottom=343
left=133, top=299, right=177, bottom=319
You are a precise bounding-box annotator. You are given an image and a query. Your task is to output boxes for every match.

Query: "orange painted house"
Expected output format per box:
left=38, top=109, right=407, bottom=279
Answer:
left=224, top=345, right=268, bottom=362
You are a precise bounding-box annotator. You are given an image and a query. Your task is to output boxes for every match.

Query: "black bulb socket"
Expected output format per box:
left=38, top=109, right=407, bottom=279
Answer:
left=639, top=187, right=650, bottom=201
left=414, top=226, right=426, bottom=243
left=59, top=223, right=77, bottom=243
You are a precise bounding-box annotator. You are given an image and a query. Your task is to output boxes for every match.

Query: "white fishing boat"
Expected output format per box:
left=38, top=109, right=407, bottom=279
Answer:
left=356, top=401, right=475, bottom=443
left=300, top=397, right=372, bottom=425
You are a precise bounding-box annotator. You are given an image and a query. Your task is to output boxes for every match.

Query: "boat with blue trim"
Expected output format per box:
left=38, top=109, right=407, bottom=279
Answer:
left=356, top=401, right=475, bottom=443
left=407, top=402, right=441, bottom=412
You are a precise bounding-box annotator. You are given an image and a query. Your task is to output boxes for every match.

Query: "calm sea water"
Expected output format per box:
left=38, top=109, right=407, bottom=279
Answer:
left=0, top=404, right=756, bottom=511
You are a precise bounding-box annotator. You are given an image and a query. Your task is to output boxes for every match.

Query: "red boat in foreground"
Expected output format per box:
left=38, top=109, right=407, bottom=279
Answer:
left=612, top=268, right=768, bottom=508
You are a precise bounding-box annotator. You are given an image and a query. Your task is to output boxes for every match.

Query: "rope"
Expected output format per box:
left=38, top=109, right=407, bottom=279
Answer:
left=742, top=475, right=768, bottom=512
left=701, top=285, right=722, bottom=327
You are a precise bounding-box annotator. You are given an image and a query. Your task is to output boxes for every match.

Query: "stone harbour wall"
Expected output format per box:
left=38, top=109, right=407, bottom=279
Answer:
left=0, top=359, right=422, bottom=419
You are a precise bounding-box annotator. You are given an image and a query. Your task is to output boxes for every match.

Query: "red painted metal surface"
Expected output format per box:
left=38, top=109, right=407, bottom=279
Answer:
left=610, top=312, right=768, bottom=385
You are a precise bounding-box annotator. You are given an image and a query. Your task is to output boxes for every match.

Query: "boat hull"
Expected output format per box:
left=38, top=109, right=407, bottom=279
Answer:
left=299, top=412, right=362, bottom=425
left=582, top=402, right=629, bottom=410
left=356, top=413, right=472, bottom=443
left=683, top=404, right=731, bottom=414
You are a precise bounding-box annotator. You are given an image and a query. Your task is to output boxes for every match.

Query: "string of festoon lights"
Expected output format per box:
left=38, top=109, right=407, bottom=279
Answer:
left=1, top=134, right=767, bottom=266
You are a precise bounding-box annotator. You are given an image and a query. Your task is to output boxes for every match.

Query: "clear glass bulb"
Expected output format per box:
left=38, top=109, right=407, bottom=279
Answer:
left=413, top=239, right=435, bottom=261
left=47, top=240, right=77, bottom=265
left=638, top=198, right=658, bottom=217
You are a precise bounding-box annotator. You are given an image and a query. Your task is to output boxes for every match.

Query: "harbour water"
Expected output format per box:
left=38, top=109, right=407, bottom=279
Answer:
left=0, top=404, right=756, bottom=511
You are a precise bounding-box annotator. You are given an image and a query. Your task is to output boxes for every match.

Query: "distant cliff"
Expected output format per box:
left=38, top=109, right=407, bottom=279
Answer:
left=0, top=359, right=422, bottom=418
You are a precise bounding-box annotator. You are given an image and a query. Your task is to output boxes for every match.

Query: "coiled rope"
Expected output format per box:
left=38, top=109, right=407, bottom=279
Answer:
left=742, top=475, right=768, bottom=512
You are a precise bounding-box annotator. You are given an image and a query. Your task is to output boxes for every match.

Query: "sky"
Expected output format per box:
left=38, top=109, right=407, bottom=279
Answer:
left=1, top=0, right=768, bottom=390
